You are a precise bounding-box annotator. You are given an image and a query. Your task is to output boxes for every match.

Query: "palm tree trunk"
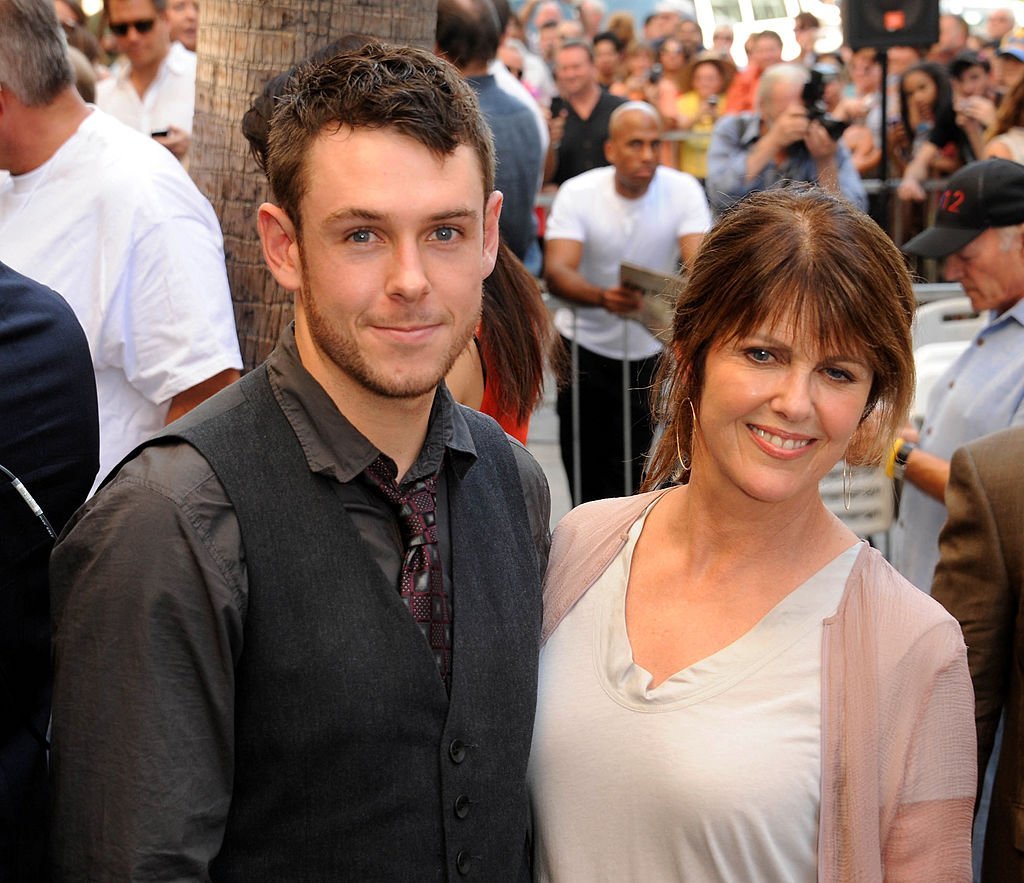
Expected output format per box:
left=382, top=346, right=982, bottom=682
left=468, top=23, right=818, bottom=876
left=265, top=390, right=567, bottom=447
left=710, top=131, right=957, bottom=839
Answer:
left=191, top=0, right=437, bottom=369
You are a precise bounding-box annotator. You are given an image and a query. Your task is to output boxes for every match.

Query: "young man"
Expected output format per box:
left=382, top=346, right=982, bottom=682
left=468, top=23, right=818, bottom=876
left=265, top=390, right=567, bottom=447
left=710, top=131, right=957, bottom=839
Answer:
left=50, top=43, right=550, bottom=879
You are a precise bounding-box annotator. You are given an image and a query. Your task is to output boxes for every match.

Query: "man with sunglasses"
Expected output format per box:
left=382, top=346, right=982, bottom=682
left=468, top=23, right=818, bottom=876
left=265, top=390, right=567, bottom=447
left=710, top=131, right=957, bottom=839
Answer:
left=96, top=0, right=195, bottom=162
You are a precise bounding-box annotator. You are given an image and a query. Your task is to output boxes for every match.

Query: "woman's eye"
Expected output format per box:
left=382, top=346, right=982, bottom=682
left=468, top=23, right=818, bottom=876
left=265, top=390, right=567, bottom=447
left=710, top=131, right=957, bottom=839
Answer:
left=746, top=348, right=772, bottom=363
left=824, top=366, right=854, bottom=382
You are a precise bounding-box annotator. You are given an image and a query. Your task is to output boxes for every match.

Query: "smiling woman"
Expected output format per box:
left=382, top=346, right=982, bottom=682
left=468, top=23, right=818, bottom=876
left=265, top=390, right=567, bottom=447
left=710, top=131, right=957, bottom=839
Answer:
left=529, top=186, right=977, bottom=882
left=646, top=185, right=915, bottom=484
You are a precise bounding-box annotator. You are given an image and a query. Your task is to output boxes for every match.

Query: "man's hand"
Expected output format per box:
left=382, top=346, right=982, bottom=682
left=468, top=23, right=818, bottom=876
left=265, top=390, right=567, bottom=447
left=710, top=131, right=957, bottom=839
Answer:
left=764, top=101, right=809, bottom=150
left=600, top=285, right=643, bottom=315
left=804, top=119, right=838, bottom=161
left=899, top=424, right=920, bottom=444
left=954, top=96, right=996, bottom=129
left=897, top=176, right=927, bottom=202
left=154, top=126, right=191, bottom=161
left=547, top=108, right=567, bottom=146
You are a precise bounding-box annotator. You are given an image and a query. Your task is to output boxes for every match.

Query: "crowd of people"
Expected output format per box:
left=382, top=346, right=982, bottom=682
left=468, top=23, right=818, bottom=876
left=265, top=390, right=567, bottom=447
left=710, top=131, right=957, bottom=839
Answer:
left=1, top=0, right=1023, bottom=879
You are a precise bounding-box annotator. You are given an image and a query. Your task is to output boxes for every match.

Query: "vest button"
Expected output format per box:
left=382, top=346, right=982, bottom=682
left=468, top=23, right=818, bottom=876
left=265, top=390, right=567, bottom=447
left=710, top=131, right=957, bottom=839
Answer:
left=449, top=739, right=467, bottom=763
left=456, top=849, right=472, bottom=875
left=454, top=794, right=470, bottom=819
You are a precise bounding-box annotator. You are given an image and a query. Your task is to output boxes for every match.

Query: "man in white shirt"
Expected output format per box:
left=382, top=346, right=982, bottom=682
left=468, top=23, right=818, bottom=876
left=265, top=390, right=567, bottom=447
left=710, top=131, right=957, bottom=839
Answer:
left=97, top=0, right=194, bottom=161
left=544, top=102, right=711, bottom=503
left=0, top=0, right=242, bottom=490
left=166, top=0, right=197, bottom=51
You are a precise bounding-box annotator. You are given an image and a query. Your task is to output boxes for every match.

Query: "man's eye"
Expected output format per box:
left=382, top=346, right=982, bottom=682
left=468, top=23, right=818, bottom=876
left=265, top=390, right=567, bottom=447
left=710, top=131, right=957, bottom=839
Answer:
left=432, top=226, right=459, bottom=242
left=349, top=229, right=374, bottom=243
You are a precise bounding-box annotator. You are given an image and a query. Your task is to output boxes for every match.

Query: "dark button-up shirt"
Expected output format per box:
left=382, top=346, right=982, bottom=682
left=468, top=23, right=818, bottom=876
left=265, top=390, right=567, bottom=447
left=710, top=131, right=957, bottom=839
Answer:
left=551, top=89, right=627, bottom=186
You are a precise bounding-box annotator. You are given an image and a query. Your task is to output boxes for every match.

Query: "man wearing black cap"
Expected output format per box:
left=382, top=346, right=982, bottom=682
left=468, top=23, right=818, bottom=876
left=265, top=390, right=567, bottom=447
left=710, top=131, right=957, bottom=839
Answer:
left=893, top=158, right=1024, bottom=595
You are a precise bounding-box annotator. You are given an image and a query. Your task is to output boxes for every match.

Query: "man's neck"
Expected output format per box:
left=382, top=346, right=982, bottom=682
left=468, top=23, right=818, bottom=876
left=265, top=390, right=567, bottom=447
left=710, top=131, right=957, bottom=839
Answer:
left=128, top=49, right=168, bottom=98
left=346, top=388, right=435, bottom=482
left=614, top=175, right=652, bottom=200
left=295, top=331, right=435, bottom=481
left=461, top=60, right=490, bottom=78
left=567, top=83, right=601, bottom=118
left=5, top=90, right=90, bottom=176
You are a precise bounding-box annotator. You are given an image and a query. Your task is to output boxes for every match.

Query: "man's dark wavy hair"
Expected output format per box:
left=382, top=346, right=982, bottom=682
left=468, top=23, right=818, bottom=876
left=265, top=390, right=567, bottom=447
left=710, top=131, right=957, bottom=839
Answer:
left=264, top=41, right=495, bottom=233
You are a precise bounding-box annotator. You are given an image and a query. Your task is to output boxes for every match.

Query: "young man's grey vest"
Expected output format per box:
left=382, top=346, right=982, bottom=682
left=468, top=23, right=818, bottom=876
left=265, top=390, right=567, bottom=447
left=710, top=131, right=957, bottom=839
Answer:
left=157, top=366, right=540, bottom=880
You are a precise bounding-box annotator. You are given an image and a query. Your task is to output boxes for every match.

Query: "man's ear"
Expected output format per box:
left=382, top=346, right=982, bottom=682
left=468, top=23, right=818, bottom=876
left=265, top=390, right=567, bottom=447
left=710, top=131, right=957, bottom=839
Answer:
left=481, top=190, right=503, bottom=277
left=257, top=202, right=302, bottom=292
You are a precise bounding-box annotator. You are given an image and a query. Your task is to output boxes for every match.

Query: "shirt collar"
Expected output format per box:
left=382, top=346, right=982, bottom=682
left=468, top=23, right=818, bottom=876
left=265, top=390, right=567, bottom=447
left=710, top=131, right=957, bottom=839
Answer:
left=265, top=324, right=477, bottom=485
left=165, top=40, right=195, bottom=73
left=114, top=42, right=189, bottom=84
left=991, top=294, right=1024, bottom=329
left=738, top=112, right=763, bottom=148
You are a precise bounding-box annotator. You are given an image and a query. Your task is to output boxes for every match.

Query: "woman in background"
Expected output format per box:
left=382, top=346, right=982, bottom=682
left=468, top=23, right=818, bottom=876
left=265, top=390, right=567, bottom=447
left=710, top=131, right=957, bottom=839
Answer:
left=530, top=187, right=975, bottom=882
left=655, top=36, right=689, bottom=134
left=604, top=9, right=636, bottom=53
left=895, top=62, right=970, bottom=203
left=616, top=41, right=657, bottom=102
left=445, top=241, right=557, bottom=443
left=674, top=51, right=734, bottom=181
left=985, top=74, right=1024, bottom=162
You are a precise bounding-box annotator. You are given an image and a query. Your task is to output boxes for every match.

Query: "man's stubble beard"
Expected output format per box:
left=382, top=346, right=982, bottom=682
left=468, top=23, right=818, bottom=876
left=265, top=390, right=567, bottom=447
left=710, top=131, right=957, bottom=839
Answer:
left=299, top=280, right=482, bottom=401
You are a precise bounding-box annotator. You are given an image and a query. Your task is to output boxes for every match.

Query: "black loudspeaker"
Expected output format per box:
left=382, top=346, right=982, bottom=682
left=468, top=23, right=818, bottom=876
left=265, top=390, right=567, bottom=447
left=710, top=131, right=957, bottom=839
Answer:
left=843, top=0, right=939, bottom=50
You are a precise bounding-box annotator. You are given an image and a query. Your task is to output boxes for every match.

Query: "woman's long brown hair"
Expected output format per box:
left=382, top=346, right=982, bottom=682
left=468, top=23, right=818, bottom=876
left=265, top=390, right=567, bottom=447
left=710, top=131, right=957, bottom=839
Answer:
left=480, top=242, right=563, bottom=424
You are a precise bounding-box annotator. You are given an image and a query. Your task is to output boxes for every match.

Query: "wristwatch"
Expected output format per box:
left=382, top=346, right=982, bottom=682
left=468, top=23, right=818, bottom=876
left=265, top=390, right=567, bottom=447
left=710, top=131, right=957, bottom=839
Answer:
left=893, top=440, right=917, bottom=481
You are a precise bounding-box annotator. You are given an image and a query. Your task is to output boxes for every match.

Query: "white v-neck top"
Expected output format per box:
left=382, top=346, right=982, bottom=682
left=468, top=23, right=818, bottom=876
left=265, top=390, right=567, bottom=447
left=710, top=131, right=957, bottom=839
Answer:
left=528, top=504, right=858, bottom=882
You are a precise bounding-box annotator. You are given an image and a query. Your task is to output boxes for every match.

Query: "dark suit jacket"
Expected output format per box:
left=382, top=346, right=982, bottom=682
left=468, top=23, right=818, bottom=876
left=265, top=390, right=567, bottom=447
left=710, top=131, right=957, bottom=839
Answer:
left=0, top=262, right=97, bottom=880
left=933, top=426, right=1024, bottom=882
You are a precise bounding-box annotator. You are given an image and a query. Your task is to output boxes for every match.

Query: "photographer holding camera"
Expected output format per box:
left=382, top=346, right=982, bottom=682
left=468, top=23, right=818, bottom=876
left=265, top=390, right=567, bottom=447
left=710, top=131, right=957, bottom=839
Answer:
left=706, top=63, right=866, bottom=214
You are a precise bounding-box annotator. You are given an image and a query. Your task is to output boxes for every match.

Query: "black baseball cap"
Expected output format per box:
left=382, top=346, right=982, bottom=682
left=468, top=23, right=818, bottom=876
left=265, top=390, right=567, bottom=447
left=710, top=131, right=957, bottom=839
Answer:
left=950, top=50, right=989, bottom=79
left=902, top=159, right=1024, bottom=259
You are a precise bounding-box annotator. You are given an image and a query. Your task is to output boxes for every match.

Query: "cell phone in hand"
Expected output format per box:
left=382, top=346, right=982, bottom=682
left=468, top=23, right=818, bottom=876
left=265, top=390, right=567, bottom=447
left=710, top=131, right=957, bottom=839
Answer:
left=151, top=130, right=170, bottom=138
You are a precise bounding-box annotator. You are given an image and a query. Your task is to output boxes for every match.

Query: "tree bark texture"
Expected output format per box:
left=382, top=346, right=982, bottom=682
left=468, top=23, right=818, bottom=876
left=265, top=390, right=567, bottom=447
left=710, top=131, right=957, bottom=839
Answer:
left=191, top=0, right=438, bottom=369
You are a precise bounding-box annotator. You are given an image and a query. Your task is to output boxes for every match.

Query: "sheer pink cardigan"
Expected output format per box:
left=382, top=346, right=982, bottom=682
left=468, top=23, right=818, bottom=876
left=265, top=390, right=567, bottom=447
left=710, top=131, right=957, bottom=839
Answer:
left=541, top=489, right=976, bottom=882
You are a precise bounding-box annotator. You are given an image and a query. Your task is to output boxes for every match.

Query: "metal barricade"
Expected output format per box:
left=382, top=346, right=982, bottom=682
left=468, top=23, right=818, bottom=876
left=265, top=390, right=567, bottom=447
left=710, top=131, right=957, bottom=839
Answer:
left=549, top=297, right=643, bottom=506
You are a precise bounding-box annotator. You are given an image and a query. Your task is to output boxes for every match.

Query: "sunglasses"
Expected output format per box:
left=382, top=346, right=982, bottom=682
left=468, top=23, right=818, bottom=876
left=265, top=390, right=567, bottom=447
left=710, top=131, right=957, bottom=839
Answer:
left=110, top=18, right=156, bottom=36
